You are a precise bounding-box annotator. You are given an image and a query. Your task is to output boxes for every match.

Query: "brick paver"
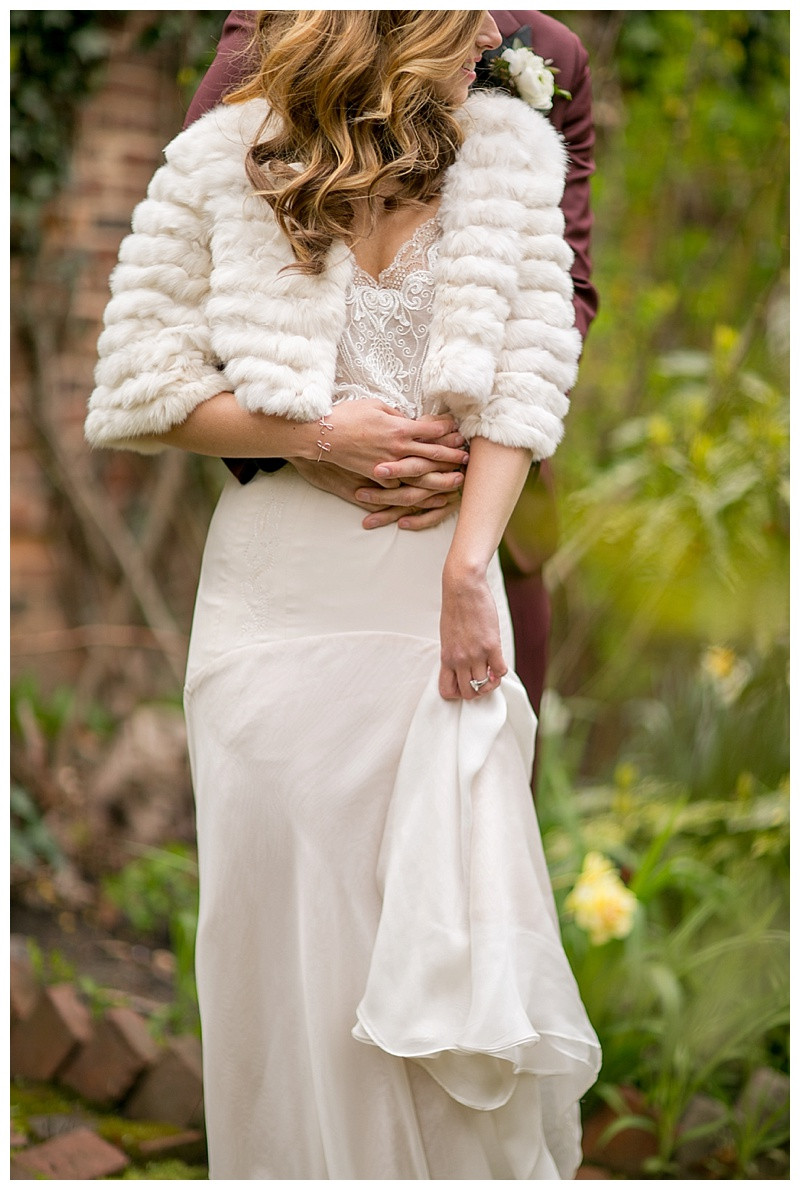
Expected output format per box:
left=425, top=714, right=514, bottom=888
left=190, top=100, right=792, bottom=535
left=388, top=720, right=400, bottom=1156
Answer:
left=10, top=1126, right=129, bottom=1180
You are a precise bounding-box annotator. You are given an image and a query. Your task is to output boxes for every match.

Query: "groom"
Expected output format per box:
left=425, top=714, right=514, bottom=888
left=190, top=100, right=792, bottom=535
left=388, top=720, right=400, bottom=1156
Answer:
left=184, top=10, right=597, bottom=731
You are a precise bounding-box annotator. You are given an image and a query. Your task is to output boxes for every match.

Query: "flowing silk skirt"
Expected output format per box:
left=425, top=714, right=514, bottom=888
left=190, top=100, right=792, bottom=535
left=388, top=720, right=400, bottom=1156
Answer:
left=184, top=466, right=601, bottom=1179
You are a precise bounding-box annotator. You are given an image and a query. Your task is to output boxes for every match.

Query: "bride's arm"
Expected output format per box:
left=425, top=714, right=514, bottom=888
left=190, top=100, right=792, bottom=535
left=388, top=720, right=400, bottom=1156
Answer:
left=374, top=434, right=531, bottom=699
left=439, top=438, right=532, bottom=700
left=155, top=391, right=470, bottom=482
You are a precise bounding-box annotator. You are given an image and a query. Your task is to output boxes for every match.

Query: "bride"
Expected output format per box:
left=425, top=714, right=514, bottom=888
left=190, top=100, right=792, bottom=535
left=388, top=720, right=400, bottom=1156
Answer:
left=86, top=10, right=600, bottom=1179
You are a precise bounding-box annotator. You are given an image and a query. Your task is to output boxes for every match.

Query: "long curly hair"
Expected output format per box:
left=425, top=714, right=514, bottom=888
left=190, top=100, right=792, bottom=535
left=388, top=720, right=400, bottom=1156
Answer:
left=226, top=10, right=485, bottom=274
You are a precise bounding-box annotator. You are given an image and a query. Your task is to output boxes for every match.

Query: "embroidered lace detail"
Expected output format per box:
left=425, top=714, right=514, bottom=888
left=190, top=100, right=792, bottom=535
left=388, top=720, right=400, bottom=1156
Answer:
left=334, top=217, right=440, bottom=419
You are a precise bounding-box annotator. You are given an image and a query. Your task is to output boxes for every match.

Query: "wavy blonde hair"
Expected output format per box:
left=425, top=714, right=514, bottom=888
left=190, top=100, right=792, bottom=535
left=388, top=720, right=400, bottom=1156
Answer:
left=227, top=10, right=485, bottom=273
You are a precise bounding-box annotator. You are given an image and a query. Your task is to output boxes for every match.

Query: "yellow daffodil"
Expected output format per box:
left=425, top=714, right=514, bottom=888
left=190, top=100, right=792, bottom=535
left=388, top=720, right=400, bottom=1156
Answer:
left=565, top=852, right=638, bottom=946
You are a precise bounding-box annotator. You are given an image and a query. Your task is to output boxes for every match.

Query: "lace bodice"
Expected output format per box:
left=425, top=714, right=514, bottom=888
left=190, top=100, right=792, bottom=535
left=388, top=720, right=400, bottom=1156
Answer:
left=333, top=217, right=440, bottom=419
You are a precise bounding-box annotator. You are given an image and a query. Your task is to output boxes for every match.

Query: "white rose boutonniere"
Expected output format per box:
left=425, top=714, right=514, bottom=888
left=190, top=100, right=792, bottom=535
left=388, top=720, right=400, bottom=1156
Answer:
left=489, top=40, right=571, bottom=112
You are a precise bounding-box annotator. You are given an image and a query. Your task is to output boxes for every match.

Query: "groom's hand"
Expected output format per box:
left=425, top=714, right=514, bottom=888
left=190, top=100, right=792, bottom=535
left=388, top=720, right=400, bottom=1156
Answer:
left=292, top=452, right=464, bottom=531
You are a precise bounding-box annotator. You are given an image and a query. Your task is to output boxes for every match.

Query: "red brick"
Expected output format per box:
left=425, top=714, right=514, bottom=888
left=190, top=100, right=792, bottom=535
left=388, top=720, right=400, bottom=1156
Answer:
left=60, top=1006, right=159, bottom=1105
left=10, top=493, right=50, bottom=538
left=10, top=983, right=92, bottom=1082
left=10, top=1126, right=129, bottom=1180
left=10, top=936, right=40, bottom=1023
left=124, top=1035, right=204, bottom=1128
left=10, top=538, right=60, bottom=579
left=581, top=1085, right=659, bottom=1176
left=9, top=12, right=191, bottom=683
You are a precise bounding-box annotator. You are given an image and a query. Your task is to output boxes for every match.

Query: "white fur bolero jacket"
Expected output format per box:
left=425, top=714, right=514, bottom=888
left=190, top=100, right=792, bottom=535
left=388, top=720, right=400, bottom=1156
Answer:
left=86, top=90, right=581, bottom=460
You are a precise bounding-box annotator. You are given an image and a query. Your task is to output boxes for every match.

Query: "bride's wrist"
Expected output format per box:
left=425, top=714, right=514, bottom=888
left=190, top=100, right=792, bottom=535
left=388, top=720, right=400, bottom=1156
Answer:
left=283, top=415, right=333, bottom=463
left=443, top=552, right=489, bottom=588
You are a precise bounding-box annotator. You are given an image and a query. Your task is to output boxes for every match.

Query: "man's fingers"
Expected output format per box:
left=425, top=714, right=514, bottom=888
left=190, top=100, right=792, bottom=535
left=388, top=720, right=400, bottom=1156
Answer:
left=362, top=507, right=405, bottom=530
left=356, top=482, right=454, bottom=507
left=397, top=504, right=458, bottom=531
left=362, top=498, right=457, bottom=531
left=413, top=414, right=462, bottom=441
left=411, top=470, right=464, bottom=493
left=438, top=431, right=468, bottom=449
left=375, top=450, right=468, bottom=481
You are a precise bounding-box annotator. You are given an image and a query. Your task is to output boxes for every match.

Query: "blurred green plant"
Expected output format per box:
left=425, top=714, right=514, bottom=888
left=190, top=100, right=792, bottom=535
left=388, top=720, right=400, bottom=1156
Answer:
left=623, top=644, right=789, bottom=807
left=554, top=342, right=788, bottom=701
left=103, top=844, right=200, bottom=1035
left=10, top=785, right=64, bottom=874
left=11, top=674, right=116, bottom=887
left=539, top=25, right=790, bottom=1147
left=11, top=673, right=116, bottom=744
left=10, top=10, right=228, bottom=255
left=136, top=11, right=229, bottom=105
left=539, top=655, right=789, bottom=1174
left=10, top=11, right=115, bottom=254
left=119, top=1159, right=208, bottom=1180
left=25, top=938, right=76, bottom=986
left=24, top=938, right=122, bottom=1018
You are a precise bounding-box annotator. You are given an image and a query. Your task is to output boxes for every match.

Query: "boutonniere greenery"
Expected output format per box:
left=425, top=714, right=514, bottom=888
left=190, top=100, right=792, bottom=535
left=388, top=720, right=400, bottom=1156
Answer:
left=489, top=40, right=571, bottom=112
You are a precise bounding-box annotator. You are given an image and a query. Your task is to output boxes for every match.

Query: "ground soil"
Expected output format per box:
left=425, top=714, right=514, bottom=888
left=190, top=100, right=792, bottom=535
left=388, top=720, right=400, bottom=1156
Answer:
left=11, top=902, right=175, bottom=1009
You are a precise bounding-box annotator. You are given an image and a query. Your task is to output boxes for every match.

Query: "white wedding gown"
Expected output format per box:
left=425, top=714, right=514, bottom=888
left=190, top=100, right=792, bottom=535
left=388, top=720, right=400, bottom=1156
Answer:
left=184, top=219, right=601, bottom=1180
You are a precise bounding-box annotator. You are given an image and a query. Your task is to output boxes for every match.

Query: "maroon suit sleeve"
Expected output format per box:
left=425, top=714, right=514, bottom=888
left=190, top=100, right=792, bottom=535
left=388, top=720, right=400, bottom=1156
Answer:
left=550, top=34, right=597, bottom=339
left=490, top=13, right=597, bottom=726
left=493, top=11, right=597, bottom=340
left=183, top=10, right=257, bottom=128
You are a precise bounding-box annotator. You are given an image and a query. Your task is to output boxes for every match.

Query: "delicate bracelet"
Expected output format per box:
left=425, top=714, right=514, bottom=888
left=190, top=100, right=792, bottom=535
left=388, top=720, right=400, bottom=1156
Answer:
left=315, top=417, right=334, bottom=462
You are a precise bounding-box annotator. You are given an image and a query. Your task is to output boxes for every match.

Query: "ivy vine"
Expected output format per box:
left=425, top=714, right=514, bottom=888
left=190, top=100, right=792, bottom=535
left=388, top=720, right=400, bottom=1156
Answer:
left=10, top=11, right=116, bottom=255
left=10, top=10, right=229, bottom=256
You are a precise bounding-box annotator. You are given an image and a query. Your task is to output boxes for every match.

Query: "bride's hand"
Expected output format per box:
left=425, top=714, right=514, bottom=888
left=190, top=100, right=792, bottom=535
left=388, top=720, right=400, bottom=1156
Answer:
left=438, top=566, right=508, bottom=700
left=324, top=400, right=469, bottom=482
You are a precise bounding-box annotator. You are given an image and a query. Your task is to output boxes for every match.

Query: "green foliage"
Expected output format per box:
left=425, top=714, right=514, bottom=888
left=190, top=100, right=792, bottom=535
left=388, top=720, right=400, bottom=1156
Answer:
left=11, top=1078, right=85, bottom=1124
left=104, top=845, right=200, bottom=1034
left=561, top=345, right=788, bottom=694
left=25, top=939, right=76, bottom=986
left=541, top=12, right=790, bottom=841
left=10, top=11, right=115, bottom=254
left=10, top=786, right=64, bottom=873
left=10, top=10, right=228, bottom=255
left=597, top=11, right=788, bottom=343
left=11, top=1083, right=208, bottom=1179
left=135, top=11, right=230, bottom=105
left=103, top=844, right=198, bottom=937
left=13, top=675, right=71, bottom=742
left=11, top=674, right=114, bottom=881
left=11, top=673, right=117, bottom=744
left=539, top=650, right=789, bottom=1171
left=116, top=1160, right=208, bottom=1180
left=623, top=646, right=789, bottom=805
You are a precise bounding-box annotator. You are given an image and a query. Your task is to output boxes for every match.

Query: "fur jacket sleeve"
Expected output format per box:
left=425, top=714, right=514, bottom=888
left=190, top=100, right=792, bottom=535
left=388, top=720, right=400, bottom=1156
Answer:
left=86, top=91, right=580, bottom=459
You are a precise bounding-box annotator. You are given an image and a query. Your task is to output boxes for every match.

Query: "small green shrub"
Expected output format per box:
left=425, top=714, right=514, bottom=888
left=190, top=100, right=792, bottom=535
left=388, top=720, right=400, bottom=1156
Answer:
left=103, top=845, right=200, bottom=1034
left=10, top=785, right=64, bottom=873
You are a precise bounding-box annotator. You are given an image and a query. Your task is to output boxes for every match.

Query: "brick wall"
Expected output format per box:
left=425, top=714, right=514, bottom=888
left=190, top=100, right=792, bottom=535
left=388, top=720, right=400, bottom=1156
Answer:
left=11, top=14, right=192, bottom=688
